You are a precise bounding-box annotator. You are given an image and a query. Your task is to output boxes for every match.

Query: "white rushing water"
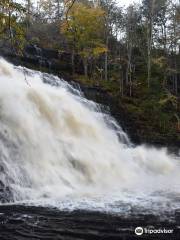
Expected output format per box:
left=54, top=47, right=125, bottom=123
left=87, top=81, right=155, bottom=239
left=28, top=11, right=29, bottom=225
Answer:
left=0, top=58, right=179, bottom=215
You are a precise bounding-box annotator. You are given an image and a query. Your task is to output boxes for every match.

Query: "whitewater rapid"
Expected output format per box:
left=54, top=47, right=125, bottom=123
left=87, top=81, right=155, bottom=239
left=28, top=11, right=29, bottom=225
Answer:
left=0, top=58, right=179, bottom=214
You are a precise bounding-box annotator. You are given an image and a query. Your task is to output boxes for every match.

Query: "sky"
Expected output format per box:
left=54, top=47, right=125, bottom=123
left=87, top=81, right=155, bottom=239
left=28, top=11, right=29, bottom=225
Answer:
left=117, top=0, right=141, bottom=6
left=16, top=0, right=141, bottom=7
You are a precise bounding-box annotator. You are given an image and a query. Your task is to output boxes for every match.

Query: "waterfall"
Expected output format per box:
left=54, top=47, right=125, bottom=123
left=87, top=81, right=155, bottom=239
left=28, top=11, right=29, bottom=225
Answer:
left=0, top=58, right=179, bottom=213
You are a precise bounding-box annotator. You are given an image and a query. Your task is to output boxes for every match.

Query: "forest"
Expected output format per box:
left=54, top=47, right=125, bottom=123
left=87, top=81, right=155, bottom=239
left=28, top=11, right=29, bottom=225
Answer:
left=0, top=0, right=180, bottom=146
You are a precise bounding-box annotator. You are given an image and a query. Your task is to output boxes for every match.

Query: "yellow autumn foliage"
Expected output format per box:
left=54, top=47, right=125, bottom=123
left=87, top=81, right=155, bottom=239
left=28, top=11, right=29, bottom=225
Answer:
left=61, top=2, right=107, bottom=59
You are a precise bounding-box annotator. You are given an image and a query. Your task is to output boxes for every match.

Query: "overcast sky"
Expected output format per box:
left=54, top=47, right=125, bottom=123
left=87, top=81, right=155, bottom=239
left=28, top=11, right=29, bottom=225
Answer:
left=117, top=0, right=141, bottom=6
left=16, top=0, right=141, bottom=7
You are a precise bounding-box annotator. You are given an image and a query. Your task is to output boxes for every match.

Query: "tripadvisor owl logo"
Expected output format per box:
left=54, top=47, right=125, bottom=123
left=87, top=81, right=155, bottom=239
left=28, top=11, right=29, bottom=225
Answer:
left=135, top=227, right=143, bottom=235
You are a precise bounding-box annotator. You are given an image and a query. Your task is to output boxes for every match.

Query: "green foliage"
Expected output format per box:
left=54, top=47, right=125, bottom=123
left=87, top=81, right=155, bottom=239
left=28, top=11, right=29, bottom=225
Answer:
left=159, top=92, right=178, bottom=110
left=0, top=0, right=26, bottom=54
left=62, top=2, right=107, bottom=62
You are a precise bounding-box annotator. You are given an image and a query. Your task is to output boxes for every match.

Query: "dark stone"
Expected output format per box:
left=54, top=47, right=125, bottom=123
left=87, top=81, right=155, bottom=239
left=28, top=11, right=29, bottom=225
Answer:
left=75, top=84, right=141, bottom=145
left=0, top=181, right=13, bottom=203
left=0, top=44, right=84, bottom=77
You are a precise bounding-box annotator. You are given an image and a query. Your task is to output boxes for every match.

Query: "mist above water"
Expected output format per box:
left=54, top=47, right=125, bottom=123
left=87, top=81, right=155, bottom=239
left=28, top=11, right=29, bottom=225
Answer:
left=0, top=58, right=179, bottom=214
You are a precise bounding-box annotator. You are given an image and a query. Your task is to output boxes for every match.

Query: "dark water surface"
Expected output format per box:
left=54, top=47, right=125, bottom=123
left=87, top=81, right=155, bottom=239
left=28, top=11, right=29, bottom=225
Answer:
left=0, top=205, right=180, bottom=240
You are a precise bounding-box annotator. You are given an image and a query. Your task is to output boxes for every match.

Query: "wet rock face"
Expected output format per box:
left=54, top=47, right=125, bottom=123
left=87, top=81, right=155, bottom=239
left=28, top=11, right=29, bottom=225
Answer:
left=0, top=128, right=21, bottom=204
left=23, top=45, right=84, bottom=74
left=0, top=180, right=12, bottom=203
left=1, top=44, right=84, bottom=75
left=0, top=161, right=13, bottom=203
left=0, top=166, right=8, bottom=202
left=78, top=85, right=140, bottom=145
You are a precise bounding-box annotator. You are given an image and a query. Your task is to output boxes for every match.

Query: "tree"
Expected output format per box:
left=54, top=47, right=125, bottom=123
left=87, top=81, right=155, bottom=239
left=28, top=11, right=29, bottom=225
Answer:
left=100, top=0, right=117, bottom=81
left=62, top=2, right=107, bottom=77
left=142, top=0, right=156, bottom=87
left=0, top=0, right=26, bottom=53
left=125, top=5, right=138, bottom=96
left=142, top=0, right=168, bottom=87
left=168, top=0, right=180, bottom=95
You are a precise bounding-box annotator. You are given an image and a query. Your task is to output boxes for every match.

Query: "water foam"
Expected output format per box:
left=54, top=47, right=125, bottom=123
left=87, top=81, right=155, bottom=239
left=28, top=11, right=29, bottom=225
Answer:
left=0, top=58, right=179, bottom=214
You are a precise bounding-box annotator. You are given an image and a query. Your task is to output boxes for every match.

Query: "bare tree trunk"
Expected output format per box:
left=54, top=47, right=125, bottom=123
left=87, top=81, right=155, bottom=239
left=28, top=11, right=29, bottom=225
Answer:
left=129, top=64, right=132, bottom=97
left=126, top=66, right=129, bottom=86
left=147, top=0, right=155, bottom=88
left=120, top=71, right=124, bottom=97
left=105, top=36, right=108, bottom=81
left=173, top=15, right=178, bottom=95
left=71, top=49, right=75, bottom=75
left=147, top=38, right=151, bottom=88
left=127, top=45, right=132, bottom=96
left=174, top=58, right=178, bottom=95
left=83, top=58, right=88, bottom=78
left=174, top=113, right=180, bottom=131
left=26, top=0, right=31, bottom=28
left=163, top=22, right=167, bottom=87
left=126, top=21, right=132, bottom=96
left=8, top=7, right=13, bottom=52
left=56, top=0, right=61, bottom=19
left=147, top=19, right=152, bottom=88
